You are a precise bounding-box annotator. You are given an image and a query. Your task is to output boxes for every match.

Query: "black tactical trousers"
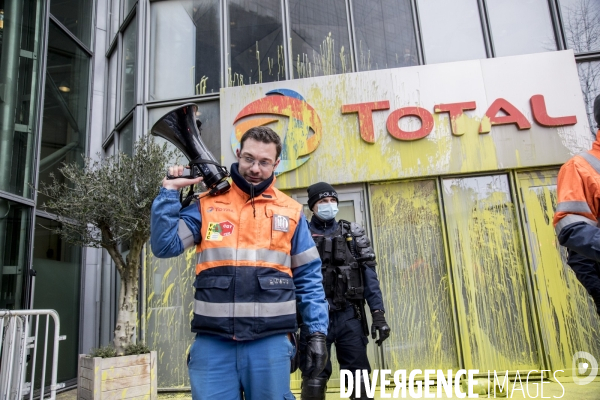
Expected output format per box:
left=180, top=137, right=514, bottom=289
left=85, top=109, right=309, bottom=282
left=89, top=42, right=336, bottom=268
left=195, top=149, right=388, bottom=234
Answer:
left=299, top=306, right=371, bottom=397
left=568, top=249, right=600, bottom=315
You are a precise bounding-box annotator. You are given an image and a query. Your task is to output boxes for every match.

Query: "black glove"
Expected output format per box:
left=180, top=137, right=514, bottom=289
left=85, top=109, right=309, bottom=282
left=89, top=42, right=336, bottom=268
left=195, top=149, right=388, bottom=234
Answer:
left=371, top=311, right=390, bottom=345
left=305, top=332, right=328, bottom=378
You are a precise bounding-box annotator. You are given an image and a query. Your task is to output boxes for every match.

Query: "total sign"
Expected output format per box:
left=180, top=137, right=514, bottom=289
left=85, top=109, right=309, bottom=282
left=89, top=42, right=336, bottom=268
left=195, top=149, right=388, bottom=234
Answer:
left=220, top=50, right=590, bottom=189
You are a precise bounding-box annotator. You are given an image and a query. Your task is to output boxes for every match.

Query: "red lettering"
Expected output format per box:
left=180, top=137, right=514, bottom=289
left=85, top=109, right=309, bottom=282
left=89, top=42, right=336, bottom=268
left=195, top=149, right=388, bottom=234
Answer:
left=386, top=107, right=434, bottom=141
left=530, top=94, right=577, bottom=127
left=434, top=102, right=477, bottom=136
left=341, top=101, right=390, bottom=143
left=480, top=98, right=531, bottom=133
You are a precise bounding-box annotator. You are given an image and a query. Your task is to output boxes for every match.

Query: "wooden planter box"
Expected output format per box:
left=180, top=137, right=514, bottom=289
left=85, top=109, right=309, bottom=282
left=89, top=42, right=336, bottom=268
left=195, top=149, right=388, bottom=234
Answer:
left=77, top=351, right=157, bottom=400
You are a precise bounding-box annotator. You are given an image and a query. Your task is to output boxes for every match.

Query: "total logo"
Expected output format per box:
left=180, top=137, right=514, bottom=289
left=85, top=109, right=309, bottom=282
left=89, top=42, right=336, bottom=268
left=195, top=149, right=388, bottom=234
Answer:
left=207, top=206, right=234, bottom=213
left=231, top=89, right=321, bottom=176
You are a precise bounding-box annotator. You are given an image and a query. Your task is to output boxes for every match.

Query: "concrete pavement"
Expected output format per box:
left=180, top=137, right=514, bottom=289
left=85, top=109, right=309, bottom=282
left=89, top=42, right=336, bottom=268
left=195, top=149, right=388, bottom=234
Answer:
left=56, top=380, right=600, bottom=399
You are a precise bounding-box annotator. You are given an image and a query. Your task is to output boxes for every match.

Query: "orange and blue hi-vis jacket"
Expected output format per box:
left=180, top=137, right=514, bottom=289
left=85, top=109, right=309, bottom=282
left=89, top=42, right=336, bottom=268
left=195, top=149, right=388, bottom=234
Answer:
left=151, top=168, right=328, bottom=340
left=553, top=133, right=600, bottom=262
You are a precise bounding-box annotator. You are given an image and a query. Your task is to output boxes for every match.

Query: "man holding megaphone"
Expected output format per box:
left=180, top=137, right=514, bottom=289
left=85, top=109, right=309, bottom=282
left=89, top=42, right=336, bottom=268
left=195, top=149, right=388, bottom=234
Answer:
left=150, top=111, right=329, bottom=400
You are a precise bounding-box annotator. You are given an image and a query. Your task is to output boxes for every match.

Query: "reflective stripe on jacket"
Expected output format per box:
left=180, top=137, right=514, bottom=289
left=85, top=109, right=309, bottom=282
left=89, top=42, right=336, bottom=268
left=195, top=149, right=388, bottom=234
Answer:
left=193, top=182, right=309, bottom=340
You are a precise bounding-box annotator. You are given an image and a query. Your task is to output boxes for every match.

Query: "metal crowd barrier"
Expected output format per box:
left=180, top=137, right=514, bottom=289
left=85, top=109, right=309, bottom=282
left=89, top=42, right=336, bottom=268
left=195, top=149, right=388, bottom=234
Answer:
left=0, top=310, right=64, bottom=400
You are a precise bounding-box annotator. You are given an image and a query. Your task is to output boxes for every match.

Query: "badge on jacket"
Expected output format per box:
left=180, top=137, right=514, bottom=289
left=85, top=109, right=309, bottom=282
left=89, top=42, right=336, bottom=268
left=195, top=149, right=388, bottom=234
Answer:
left=205, top=221, right=234, bottom=241
left=273, top=214, right=289, bottom=232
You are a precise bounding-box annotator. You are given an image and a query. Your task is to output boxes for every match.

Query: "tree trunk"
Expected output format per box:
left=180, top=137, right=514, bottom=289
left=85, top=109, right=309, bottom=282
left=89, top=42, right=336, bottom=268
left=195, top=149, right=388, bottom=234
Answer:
left=113, top=262, right=139, bottom=355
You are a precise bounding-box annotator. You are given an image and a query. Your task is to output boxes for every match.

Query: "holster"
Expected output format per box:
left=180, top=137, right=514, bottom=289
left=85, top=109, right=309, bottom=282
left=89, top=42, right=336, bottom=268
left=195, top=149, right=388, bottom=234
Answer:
left=354, top=301, right=369, bottom=337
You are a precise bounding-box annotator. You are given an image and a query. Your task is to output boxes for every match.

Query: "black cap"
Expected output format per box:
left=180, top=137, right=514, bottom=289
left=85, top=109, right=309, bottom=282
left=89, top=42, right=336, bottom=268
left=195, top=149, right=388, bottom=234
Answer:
left=307, top=182, right=338, bottom=211
left=594, top=94, right=600, bottom=129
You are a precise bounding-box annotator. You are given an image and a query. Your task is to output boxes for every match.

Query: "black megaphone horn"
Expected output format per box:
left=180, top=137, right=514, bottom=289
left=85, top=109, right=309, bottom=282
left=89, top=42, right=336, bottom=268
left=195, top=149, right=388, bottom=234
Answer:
left=150, top=103, right=230, bottom=196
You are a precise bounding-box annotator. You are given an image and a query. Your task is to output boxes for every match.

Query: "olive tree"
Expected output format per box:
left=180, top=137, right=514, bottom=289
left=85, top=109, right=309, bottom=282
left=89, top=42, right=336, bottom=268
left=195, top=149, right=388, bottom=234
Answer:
left=39, top=136, right=174, bottom=354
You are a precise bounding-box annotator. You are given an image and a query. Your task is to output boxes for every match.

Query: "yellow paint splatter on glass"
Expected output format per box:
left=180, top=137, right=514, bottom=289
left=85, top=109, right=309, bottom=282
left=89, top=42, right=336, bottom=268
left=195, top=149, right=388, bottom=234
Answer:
left=443, top=175, right=539, bottom=371
left=370, top=180, right=459, bottom=372
left=517, top=171, right=600, bottom=375
left=145, top=246, right=196, bottom=388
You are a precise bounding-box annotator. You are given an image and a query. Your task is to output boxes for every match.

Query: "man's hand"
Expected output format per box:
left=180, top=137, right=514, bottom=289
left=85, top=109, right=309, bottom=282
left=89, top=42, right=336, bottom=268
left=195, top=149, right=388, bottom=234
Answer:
left=304, top=332, right=328, bottom=378
left=162, top=165, right=203, bottom=190
left=371, top=311, right=390, bottom=345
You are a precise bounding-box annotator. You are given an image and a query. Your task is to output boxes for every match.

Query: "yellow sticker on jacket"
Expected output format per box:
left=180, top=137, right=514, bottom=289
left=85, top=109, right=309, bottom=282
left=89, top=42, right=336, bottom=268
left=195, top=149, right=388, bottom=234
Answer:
left=205, top=221, right=234, bottom=241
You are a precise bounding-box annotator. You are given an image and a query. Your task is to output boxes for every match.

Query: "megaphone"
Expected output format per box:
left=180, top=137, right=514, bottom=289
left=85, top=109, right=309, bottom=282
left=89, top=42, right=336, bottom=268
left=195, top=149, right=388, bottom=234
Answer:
left=150, top=103, right=231, bottom=196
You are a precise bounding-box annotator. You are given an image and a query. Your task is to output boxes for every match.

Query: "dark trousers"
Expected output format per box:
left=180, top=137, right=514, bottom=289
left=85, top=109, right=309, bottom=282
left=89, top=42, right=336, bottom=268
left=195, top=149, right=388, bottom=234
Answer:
left=568, top=249, right=600, bottom=313
left=299, top=306, right=371, bottom=380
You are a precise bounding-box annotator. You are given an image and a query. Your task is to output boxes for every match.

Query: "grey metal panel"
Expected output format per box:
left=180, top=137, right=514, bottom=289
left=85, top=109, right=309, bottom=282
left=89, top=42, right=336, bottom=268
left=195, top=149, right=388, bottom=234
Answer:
left=81, top=247, right=102, bottom=354
left=88, top=0, right=109, bottom=160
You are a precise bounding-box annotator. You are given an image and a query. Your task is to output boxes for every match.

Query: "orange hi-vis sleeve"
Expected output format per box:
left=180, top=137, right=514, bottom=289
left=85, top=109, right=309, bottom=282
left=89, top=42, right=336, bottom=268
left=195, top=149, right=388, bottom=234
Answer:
left=553, top=135, right=600, bottom=235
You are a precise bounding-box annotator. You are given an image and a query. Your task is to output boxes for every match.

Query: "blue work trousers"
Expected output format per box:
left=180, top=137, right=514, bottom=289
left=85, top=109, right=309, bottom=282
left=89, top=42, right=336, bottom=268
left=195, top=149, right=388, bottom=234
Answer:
left=188, top=333, right=296, bottom=400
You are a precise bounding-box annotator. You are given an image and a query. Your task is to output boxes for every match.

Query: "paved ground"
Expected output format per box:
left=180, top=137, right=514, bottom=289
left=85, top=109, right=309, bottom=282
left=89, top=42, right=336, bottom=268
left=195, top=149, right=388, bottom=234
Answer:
left=57, top=380, right=600, bottom=399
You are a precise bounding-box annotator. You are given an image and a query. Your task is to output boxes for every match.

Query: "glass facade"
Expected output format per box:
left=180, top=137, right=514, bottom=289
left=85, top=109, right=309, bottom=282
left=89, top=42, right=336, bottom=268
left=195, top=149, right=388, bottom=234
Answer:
left=370, top=180, right=459, bottom=372
left=578, top=61, right=600, bottom=135
left=50, top=0, right=92, bottom=47
left=32, top=217, right=82, bottom=383
left=418, top=0, right=486, bottom=64
left=0, top=0, right=92, bottom=388
left=352, top=0, right=418, bottom=71
left=486, top=0, right=557, bottom=56
left=120, top=15, right=136, bottom=117
left=442, top=175, right=538, bottom=371
left=149, top=0, right=221, bottom=100
left=140, top=0, right=600, bottom=100
left=38, top=21, right=90, bottom=207
left=0, top=0, right=43, bottom=199
left=0, top=0, right=43, bottom=312
left=125, top=0, right=137, bottom=17
left=109, top=0, right=120, bottom=41
left=106, top=51, right=118, bottom=135
left=517, top=171, right=600, bottom=374
left=289, top=0, right=351, bottom=78
left=0, top=200, right=31, bottom=309
left=227, top=0, right=284, bottom=86
left=559, top=0, right=600, bottom=54
left=557, top=0, right=600, bottom=136
left=118, top=119, right=134, bottom=156
left=39, top=0, right=91, bottom=387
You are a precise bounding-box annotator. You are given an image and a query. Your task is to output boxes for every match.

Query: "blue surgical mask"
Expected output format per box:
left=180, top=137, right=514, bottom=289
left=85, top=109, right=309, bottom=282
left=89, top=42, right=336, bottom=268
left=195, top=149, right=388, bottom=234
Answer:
left=316, top=203, right=339, bottom=220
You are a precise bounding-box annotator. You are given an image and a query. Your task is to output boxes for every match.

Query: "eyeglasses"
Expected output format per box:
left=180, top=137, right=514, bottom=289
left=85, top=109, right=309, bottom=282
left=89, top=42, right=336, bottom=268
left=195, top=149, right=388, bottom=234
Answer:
left=239, top=156, right=276, bottom=170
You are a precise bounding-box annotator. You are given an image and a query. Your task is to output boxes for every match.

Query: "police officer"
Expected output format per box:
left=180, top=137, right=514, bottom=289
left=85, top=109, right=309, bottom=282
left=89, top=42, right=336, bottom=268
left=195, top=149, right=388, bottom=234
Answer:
left=299, top=182, right=390, bottom=400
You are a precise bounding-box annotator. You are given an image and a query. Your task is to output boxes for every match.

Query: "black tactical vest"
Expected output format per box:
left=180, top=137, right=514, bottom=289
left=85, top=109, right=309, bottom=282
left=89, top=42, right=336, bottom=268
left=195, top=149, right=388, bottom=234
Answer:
left=312, top=220, right=364, bottom=309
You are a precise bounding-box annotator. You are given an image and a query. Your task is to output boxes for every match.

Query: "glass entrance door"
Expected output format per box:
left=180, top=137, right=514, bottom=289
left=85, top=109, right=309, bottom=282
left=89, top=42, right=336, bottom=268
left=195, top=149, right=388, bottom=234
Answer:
left=517, top=170, right=600, bottom=376
left=369, top=180, right=460, bottom=373
left=32, top=217, right=81, bottom=385
left=442, top=174, right=540, bottom=372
